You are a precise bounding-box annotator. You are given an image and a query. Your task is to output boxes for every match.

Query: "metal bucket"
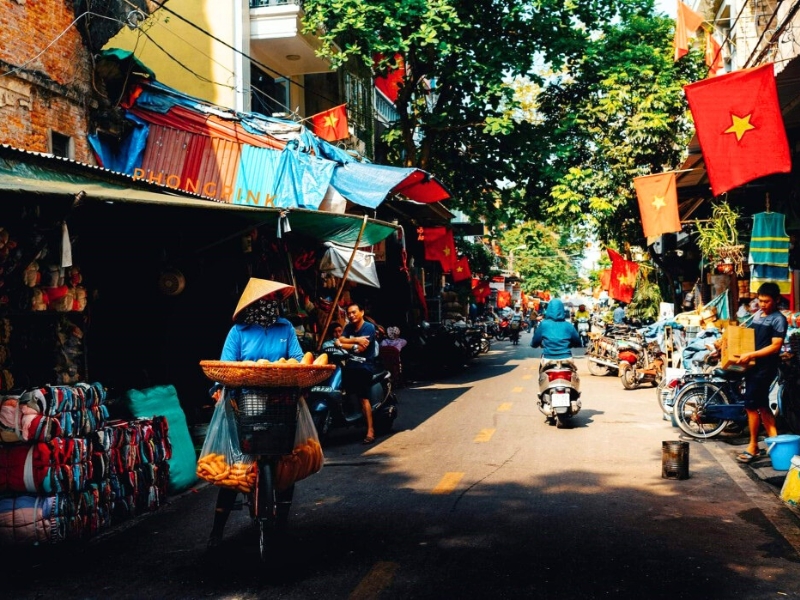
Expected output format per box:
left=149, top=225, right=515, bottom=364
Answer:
left=662, top=440, right=690, bottom=480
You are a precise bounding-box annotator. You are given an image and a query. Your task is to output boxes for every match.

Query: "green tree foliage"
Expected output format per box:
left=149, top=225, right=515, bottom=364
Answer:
left=454, top=237, right=498, bottom=278
left=499, top=222, right=582, bottom=294
left=520, top=13, right=705, bottom=244
left=303, top=0, right=660, bottom=231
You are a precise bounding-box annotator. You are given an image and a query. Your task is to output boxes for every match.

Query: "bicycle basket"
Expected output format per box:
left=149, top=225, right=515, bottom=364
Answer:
left=233, top=389, right=299, bottom=456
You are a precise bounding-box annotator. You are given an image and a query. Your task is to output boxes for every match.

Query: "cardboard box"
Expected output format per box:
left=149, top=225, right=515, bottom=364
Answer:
left=720, top=324, right=755, bottom=371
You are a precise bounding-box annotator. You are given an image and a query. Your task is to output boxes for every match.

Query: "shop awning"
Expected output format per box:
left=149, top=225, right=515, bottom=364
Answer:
left=0, top=145, right=399, bottom=246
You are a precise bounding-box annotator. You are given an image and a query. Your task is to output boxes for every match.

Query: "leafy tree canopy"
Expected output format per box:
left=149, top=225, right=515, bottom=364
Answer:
left=305, top=2, right=661, bottom=222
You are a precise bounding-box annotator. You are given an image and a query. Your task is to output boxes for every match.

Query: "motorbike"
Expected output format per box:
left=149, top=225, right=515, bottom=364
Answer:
left=585, top=325, right=631, bottom=376
left=508, top=319, right=521, bottom=345
left=576, top=318, right=590, bottom=347
left=495, top=318, right=510, bottom=341
left=306, top=347, right=398, bottom=443
left=537, top=359, right=582, bottom=428
left=617, top=332, right=665, bottom=390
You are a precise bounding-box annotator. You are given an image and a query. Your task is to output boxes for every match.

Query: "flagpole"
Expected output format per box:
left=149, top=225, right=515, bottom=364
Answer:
left=316, top=214, right=368, bottom=353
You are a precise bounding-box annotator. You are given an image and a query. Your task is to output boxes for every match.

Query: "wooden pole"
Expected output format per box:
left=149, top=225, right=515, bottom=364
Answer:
left=316, top=215, right=369, bottom=352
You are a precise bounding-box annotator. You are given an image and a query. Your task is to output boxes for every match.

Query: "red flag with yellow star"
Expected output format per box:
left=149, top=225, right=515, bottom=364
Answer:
left=633, top=172, right=682, bottom=239
left=607, top=248, right=639, bottom=304
left=452, top=256, right=471, bottom=282
left=311, top=104, right=349, bottom=141
left=673, top=1, right=705, bottom=61
left=684, top=63, right=791, bottom=196
left=422, top=226, right=456, bottom=271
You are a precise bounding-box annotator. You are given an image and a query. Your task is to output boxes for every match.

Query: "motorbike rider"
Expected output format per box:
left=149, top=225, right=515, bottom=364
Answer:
left=531, top=298, right=582, bottom=369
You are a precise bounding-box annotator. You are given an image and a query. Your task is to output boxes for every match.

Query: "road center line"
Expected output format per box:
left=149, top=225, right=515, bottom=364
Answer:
left=511, top=386, right=523, bottom=392
left=349, top=561, right=399, bottom=600
left=474, top=428, right=496, bottom=443
left=432, top=472, right=464, bottom=494
left=497, top=402, right=512, bottom=412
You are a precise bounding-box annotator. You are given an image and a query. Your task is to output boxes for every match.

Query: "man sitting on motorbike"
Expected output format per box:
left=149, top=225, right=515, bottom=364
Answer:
left=574, top=304, right=590, bottom=321
left=531, top=298, right=582, bottom=369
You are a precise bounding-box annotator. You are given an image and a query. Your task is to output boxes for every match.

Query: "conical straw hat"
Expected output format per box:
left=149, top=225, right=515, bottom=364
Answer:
left=232, top=278, right=294, bottom=321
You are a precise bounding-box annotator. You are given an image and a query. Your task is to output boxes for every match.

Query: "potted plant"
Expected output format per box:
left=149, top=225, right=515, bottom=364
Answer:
left=694, top=202, right=744, bottom=276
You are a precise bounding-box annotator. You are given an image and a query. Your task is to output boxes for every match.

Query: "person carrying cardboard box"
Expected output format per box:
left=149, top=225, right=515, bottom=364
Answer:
left=735, top=282, right=787, bottom=463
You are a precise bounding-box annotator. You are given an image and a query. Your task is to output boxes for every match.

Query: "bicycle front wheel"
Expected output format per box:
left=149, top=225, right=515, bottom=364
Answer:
left=256, top=461, right=277, bottom=562
left=780, top=380, right=800, bottom=434
left=673, top=382, right=730, bottom=439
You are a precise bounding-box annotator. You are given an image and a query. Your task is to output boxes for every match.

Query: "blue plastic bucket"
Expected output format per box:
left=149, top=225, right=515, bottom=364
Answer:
left=764, top=434, right=800, bottom=471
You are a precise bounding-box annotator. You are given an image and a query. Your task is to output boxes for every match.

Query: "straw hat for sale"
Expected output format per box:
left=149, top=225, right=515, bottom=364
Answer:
left=232, top=278, right=294, bottom=321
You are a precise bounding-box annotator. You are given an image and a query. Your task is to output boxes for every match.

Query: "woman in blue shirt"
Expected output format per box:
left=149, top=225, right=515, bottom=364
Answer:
left=208, top=278, right=303, bottom=549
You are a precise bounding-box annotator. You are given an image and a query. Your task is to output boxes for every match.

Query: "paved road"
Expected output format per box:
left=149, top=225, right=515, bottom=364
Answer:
left=7, top=333, right=800, bottom=599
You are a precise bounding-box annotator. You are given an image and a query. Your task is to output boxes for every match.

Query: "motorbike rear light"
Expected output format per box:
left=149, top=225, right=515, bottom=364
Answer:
left=546, top=369, right=572, bottom=382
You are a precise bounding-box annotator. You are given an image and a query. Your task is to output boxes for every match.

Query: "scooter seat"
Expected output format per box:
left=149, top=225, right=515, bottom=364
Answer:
left=309, top=385, right=345, bottom=395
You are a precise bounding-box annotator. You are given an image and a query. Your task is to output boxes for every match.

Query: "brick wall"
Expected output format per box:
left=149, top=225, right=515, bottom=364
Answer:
left=0, top=0, right=96, bottom=164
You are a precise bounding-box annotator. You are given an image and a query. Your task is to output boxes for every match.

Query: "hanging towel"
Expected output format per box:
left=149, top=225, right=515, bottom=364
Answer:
left=749, top=211, right=791, bottom=293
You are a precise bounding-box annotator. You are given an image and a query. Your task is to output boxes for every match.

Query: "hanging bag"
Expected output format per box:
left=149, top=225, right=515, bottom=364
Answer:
left=275, top=397, right=324, bottom=492
left=196, top=392, right=257, bottom=493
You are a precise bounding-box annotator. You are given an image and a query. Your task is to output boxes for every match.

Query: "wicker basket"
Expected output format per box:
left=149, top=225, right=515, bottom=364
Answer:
left=200, top=360, right=335, bottom=388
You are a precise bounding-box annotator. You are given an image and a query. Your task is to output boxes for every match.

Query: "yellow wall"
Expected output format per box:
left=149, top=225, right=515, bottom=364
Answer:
left=105, top=0, right=239, bottom=108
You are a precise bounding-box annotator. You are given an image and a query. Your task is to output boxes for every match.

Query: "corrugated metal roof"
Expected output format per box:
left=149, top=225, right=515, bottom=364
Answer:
left=0, top=145, right=398, bottom=246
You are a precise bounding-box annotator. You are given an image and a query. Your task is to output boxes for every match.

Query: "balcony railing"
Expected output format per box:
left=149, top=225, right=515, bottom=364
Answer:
left=374, top=88, right=399, bottom=125
left=250, top=0, right=302, bottom=7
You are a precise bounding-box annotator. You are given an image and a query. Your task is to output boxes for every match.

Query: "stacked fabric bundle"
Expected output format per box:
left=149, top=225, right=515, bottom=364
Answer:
left=0, top=382, right=109, bottom=443
left=0, top=383, right=172, bottom=546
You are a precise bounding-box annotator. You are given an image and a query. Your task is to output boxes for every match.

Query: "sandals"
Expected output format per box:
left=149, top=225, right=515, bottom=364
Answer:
left=736, top=449, right=764, bottom=464
left=362, top=435, right=376, bottom=445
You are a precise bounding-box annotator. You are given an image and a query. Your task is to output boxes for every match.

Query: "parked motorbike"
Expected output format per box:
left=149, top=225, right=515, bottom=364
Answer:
left=537, top=359, right=582, bottom=428
left=617, top=333, right=665, bottom=390
left=585, top=327, right=629, bottom=376
left=307, top=347, right=398, bottom=443
left=576, top=318, right=590, bottom=347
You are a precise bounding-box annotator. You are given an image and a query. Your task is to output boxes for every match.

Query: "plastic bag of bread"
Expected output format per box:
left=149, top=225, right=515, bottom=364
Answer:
left=275, top=397, right=324, bottom=491
left=196, top=393, right=256, bottom=493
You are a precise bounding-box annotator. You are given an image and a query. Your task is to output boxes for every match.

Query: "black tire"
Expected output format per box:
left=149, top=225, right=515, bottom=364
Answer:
left=495, top=332, right=507, bottom=341
left=556, top=415, right=570, bottom=428
left=480, top=339, right=490, bottom=353
left=256, top=462, right=277, bottom=562
left=374, top=406, right=396, bottom=435
left=587, top=359, right=610, bottom=377
left=673, top=382, right=730, bottom=439
left=619, top=363, right=638, bottom=390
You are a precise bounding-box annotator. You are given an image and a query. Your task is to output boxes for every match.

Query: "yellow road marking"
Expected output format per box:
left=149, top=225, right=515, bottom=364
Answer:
left=497, top=402, right=512, bottom=412
left=432, top=472, right=464, bottom=494
left=522, top=374, right=533, bottom=380
left=512, top=386, right=523, bottom=392
left=474, top=428, right=496, bottom=443
left=349, top=561, right=399, bottom=600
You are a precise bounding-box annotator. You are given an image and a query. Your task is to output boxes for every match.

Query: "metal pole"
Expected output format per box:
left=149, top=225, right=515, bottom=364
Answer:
left=316, top=215, right=369, bottom=352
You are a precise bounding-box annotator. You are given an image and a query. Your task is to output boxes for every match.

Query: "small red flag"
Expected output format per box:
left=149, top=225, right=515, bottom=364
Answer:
left=452, top=256, right=472, bottom=282
left=599, top=269, right=612, bottom=291
left=684, top=63, right=791, bottom=196
left=704, top=30, right=724, bottom=77
left=673, top=1, right=705, bottom=61
left=472, top=279, right=491, bottom=301
left=311, top=104, right=349, bottom=142
left=374, top=53, right=405, bottom=103
left=608, top=249, right=639, bottom=304
left=633, top=172, right=682, bottom=239
left=497, top=290, right=511, bottom=309
left=422, top=226, right=457, bottom=271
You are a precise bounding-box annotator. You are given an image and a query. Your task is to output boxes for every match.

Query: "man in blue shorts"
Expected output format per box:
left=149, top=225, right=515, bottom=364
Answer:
left=735, top=282, right=787, bottom=463
left=334, top=302, right=378, bottom=444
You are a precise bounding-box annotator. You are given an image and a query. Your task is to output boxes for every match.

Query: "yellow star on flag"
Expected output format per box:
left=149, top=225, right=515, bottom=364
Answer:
left=618, top=271, right=636, bottom=288
left=651, top=195, right=665, bottom=210
left=323, top=114, right=339, bottom=128
left=456, top=266, right=463, bottom=273
left=724, top=113, right=756, bottom=142
left=443, top=246, right=451, bottom=257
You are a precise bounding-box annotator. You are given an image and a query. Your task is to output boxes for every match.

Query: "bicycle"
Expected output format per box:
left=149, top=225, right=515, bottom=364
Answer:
left=231, top=387, right=300, bottom=561
left=671, top=368, right=748, bottom=439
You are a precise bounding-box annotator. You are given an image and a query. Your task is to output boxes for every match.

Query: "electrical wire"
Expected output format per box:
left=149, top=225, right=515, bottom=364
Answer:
left=0, top=11, right=126, bottom=78
left=148, top=0, right=339, bottom=105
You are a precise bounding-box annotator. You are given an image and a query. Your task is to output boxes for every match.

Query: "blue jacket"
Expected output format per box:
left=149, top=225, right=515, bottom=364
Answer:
left=531, top=299, right=581, bottom=359
left=221, top=318, right=304, bottom=362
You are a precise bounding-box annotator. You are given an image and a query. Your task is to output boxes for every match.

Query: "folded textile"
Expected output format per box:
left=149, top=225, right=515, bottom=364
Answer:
left=0, top=438, right=92, bottom=494
left=0, top=495, right=62, bottom=545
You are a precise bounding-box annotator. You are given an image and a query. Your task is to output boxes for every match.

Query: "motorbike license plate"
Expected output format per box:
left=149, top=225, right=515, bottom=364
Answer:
left=551, top=392, right=571, bottom=408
